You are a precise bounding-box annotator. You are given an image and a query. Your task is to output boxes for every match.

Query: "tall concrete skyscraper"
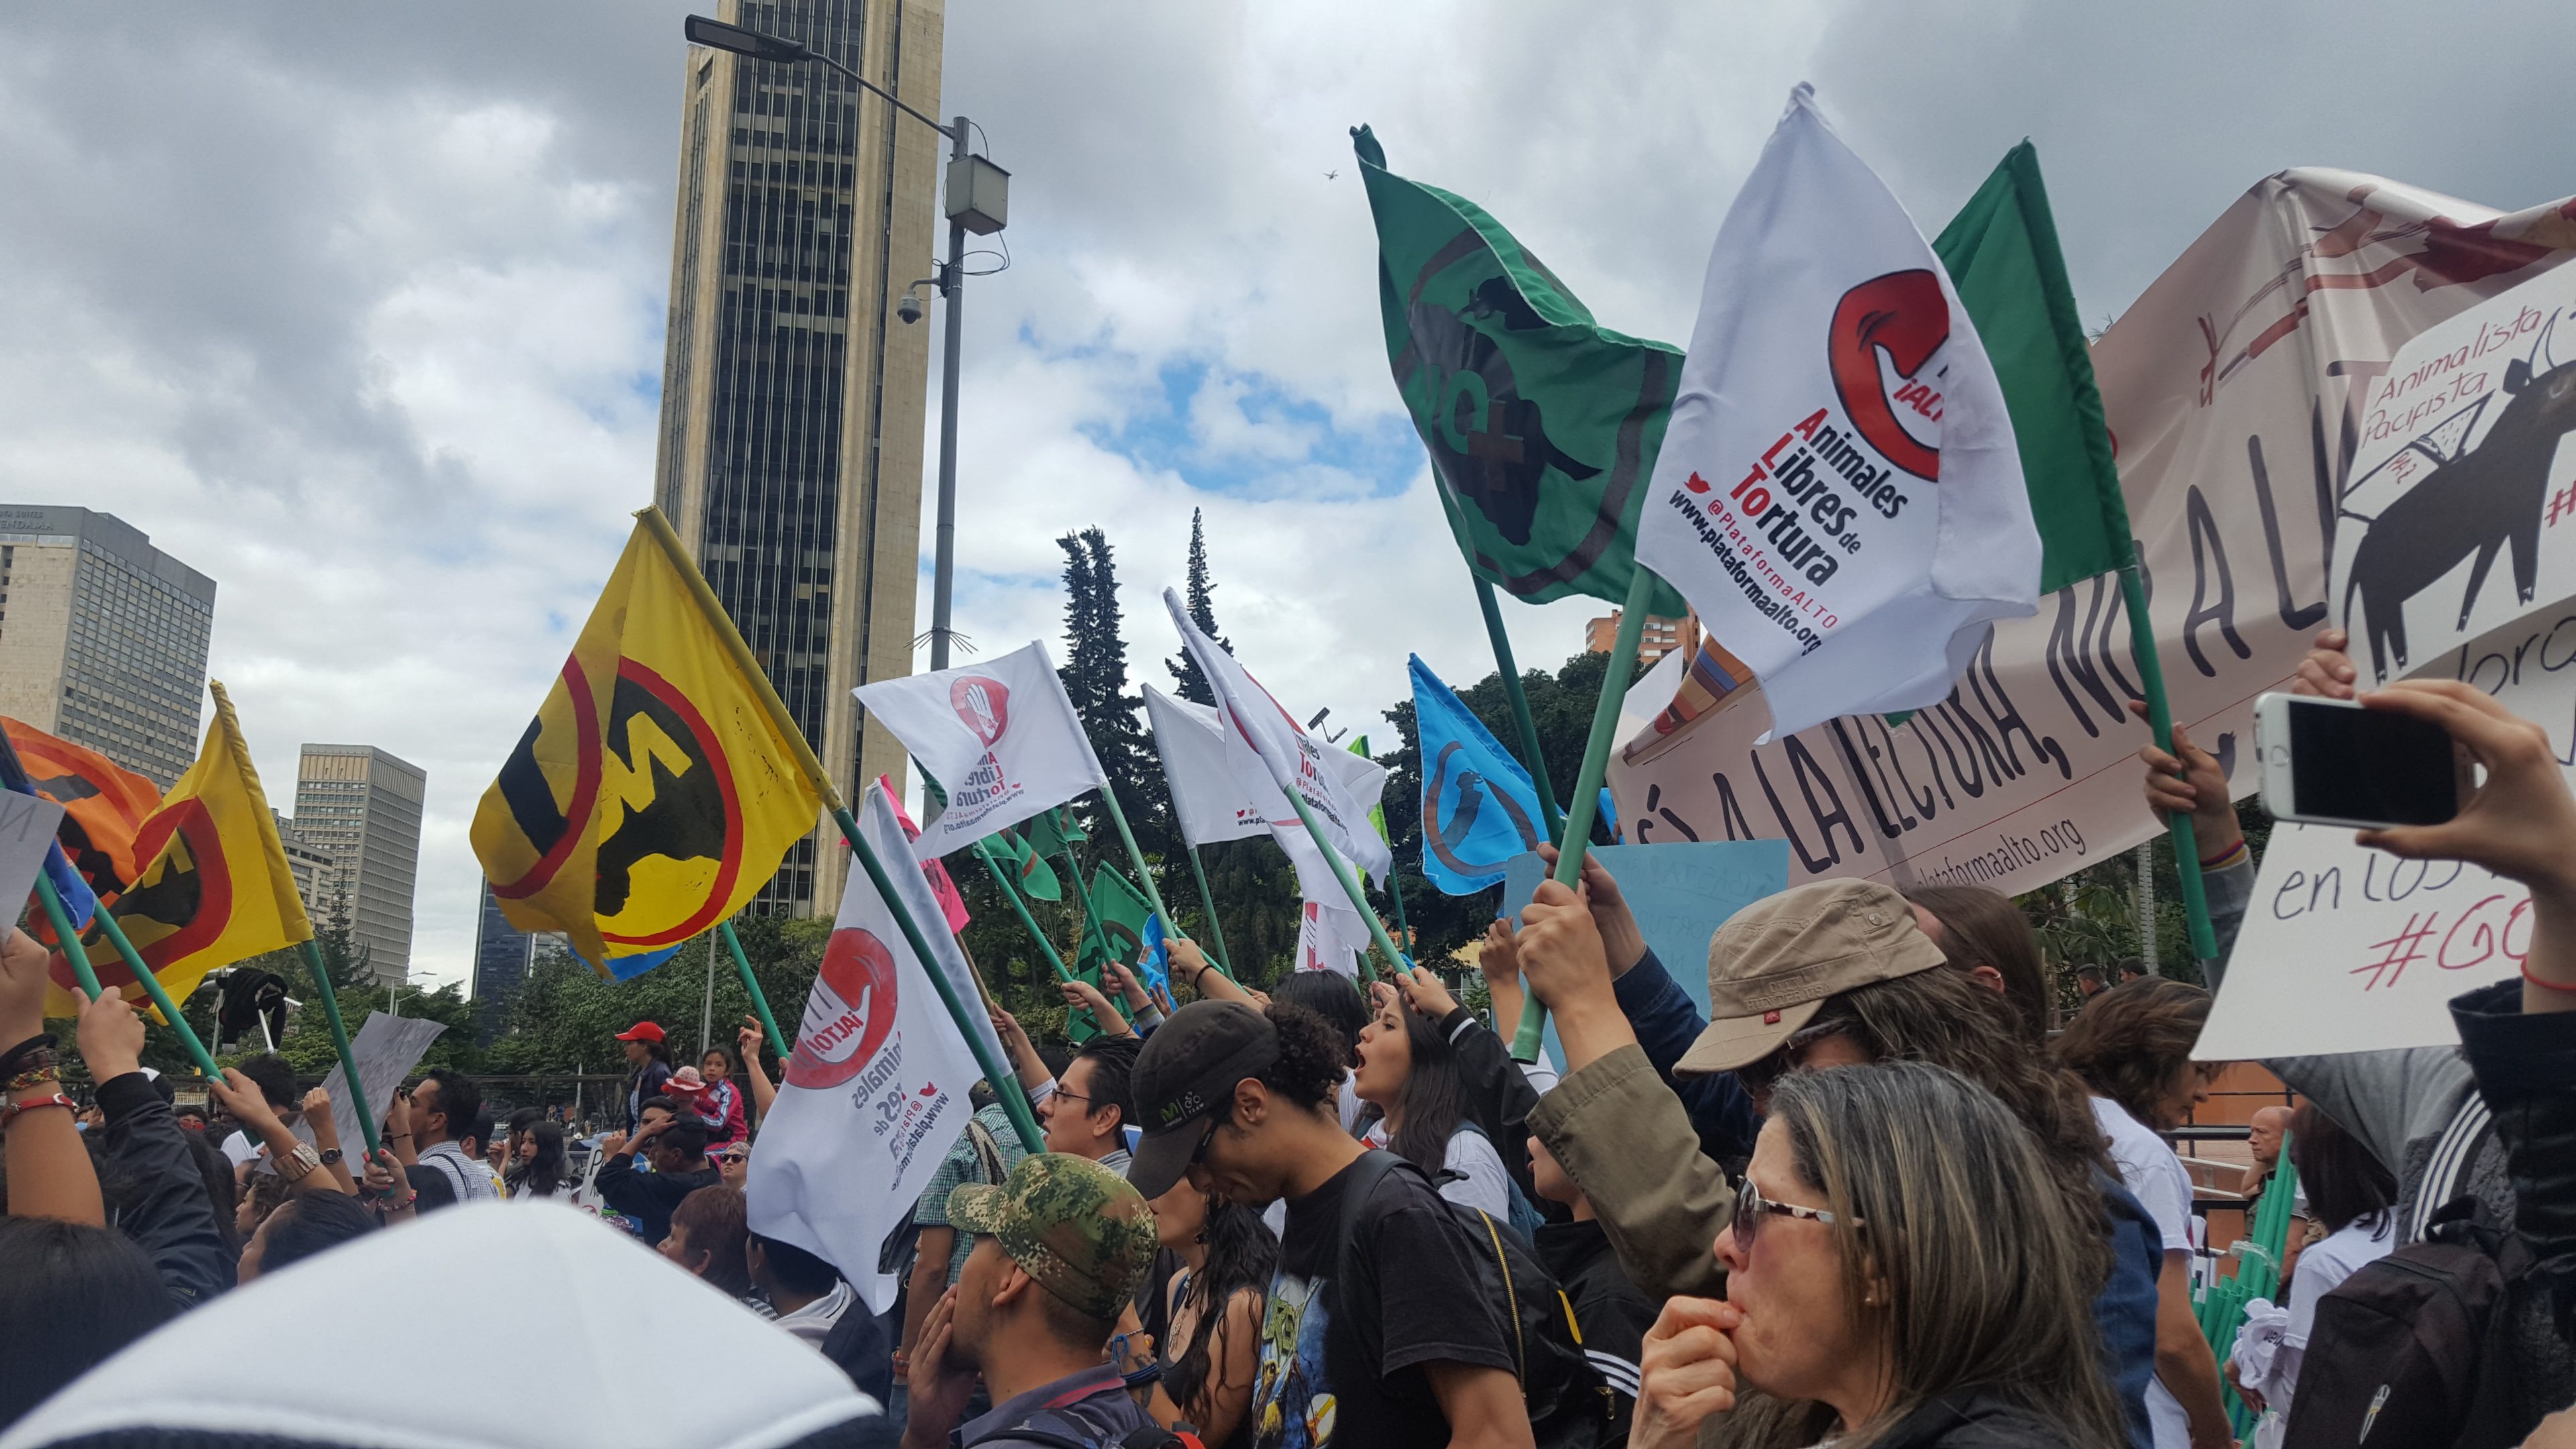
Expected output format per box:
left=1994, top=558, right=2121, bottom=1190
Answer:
left=292, top=745, right=426, bottom=986
left=653, top=0, right=947, bottom=917
left=0, top=505, right=215, bottom=788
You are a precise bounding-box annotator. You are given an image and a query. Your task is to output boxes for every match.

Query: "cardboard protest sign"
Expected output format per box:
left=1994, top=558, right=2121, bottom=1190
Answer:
left=314, top=1011, right=448, bottom=1162
left=1501, top=841, right=1791, bottom=1021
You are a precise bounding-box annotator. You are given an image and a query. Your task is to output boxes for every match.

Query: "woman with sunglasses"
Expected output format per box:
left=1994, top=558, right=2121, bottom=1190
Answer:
left=715, top=1138, right=751, bottom=1191
left=1634, top=1061, right=2126, bottom=1449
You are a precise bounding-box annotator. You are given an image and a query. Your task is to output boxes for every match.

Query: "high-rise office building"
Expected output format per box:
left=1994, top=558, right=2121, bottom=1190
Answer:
left=471, top=877, right=535, bottom=1044
left=270, top=810, right=338, bottom=918
left=653, top=0, right=946, bottom=917
left=0, top=505, right=215, bottom=788
left=291, top=745, right=426, bottom=986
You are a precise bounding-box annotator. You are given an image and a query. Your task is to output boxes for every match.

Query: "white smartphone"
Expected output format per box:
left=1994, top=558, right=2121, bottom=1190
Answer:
left=2253, top=691, right=2464, bottom=830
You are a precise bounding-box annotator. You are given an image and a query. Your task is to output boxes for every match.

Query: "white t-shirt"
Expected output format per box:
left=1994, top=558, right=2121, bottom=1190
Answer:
left=2093, top=1095, right=2196, bottom=1449
left=1359, top=1122, right=1514, bottom=1220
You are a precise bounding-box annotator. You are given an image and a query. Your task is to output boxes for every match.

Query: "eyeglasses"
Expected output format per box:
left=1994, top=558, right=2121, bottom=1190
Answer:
left=1187, top=1118, right=1218, bottom=1169
left=1730, top=1173, right=1843, bottom=1254
left=1734, top=1023, right=1855, bottom=1097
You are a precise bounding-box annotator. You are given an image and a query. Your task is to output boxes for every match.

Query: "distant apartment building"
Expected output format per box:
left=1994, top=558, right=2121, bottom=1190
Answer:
left=292, top=745, right=426, bottom=987
left=271, top=810, right=338, bottom=918
left=0, top=505, right=215, bottom=788
left=1585, top=608, right=1699, bottom=668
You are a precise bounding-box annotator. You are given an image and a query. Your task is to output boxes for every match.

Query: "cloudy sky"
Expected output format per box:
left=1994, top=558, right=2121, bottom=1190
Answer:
left=3, top=1, right=2568, bottom=989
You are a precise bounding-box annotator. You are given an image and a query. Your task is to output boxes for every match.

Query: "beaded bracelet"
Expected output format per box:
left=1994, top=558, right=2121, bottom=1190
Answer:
left=5, top=1065, right=62, bottom=1094
left=0, top=1034, right=58, bottom=1081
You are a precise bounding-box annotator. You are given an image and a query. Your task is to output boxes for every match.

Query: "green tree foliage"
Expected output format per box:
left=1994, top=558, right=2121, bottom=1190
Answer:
left=1167, top=508, right=1229, bottom=707
left=1055, top=527, right=1169, bottom=858
left=482, top=914, right=832, bottom=1080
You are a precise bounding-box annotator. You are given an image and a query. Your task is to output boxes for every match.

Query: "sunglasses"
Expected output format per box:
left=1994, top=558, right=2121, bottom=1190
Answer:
left=1730, top=1173, right=1843, bottom=1254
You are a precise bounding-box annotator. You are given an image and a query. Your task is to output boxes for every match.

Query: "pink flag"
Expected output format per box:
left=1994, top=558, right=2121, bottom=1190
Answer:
left=877, top=776, right=971, bottom=934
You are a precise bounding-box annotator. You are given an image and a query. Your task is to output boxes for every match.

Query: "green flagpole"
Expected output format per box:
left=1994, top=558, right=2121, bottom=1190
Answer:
left=973, top=848, right=1079, bottom=984
left=89, top=910, right=222, bottom=1080
left=1181, top=843, right=1235, bottom=977
left=32, top=873, right=105, bottom=1002
left=1094, top=782, right=1216, bottom=977
left=294, top=936, right=381, bottom=1159
left=719, top=920, right=788, bottom=1063
left=2122, top=565, right=2218, bottom=961
left=1385, top=870, right=1411, bottom=960
left=1509, top=569, right=1657, bottom=1062
left=1474, top=575, right=1567, bottom=842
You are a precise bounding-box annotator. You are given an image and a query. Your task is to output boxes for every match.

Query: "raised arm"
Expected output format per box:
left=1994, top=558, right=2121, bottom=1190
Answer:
left=83, top=988, right=233, bottom=1303
left=737, top=1020, right=777, bottom=1122
left=1, top=928, right=103, bottom=1226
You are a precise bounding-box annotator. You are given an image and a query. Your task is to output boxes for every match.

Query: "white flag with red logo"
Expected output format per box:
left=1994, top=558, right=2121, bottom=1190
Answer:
left=1165, top=589, right=1394, bottom=887
left=853, top=641, right=1108, bottom=857
left=745, top=784, right=1000, bottom=1311
left=1635, top=85, right=2040, bottom=741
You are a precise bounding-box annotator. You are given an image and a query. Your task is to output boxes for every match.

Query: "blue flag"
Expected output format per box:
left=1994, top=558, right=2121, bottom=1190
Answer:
left=0, top=724, right=95, bottom=932
left=1410, top=655, right=1548, bottom=896
left=1138, top=914, right=1171, bottom=1000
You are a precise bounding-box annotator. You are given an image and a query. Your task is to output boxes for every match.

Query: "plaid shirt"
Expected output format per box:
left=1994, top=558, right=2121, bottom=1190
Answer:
left=912, top=1102, right=1028, bottom=1285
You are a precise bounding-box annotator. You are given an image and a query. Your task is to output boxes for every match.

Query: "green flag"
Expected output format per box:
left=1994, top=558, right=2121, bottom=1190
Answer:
left=1023, top=806, right=1087, bottom=860
left=974, top=827, right=1061, bottom=902
left=1348, top=735, right=1390, bottom=843
left=1933, top=142, right=2129, bottom=593
left=1354, top=125, right=1686, bottom=616
left=1083, top=865, right=1157, bottom=967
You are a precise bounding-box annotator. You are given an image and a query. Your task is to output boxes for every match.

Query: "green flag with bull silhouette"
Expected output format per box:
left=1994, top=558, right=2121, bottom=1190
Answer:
left=1354, top=125, right=1686, bottom=617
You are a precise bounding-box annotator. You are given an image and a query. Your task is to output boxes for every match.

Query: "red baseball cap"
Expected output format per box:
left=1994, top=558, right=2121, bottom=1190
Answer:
left=614, top=1022, right=665, bottom=1043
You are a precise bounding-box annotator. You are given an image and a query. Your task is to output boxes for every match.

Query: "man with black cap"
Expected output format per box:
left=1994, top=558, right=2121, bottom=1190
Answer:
left=1130, top=1000, right=1532, bottom=1449
left=900, top=1153, right=1161, bottom=1449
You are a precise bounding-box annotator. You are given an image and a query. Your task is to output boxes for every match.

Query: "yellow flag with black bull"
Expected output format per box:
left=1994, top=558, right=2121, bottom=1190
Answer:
left=472, top=509, right=826, bottom=979
left=44, top=682, right=313, bottom=1018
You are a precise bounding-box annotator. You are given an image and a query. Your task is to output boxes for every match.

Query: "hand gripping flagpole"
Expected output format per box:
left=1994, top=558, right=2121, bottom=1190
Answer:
left=294, top=936, right=382, bottom=1159
left=633, top=508, right=1043, bottom=1154
left=1509, top=568, right=1658, bottom=1063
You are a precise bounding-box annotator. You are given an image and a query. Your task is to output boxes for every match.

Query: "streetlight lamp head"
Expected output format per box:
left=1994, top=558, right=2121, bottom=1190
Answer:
left=684, top=14, right=812, bottom=64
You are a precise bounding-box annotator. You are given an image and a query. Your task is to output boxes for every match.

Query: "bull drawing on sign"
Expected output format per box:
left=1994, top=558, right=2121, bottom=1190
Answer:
left=2342, top=312, right=2576, bottom=680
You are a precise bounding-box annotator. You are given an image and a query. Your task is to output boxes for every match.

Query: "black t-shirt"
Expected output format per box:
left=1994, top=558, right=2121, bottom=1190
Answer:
left=1249, top=1154, right=1515, bottom=1449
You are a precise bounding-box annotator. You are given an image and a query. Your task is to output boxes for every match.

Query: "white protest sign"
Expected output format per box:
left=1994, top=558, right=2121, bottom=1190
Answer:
left=2197, top=602, right=2576, bottom=1058
left=322, top=1011, right=449, bottom=1153
left=2331, top=266, right=2576, bottom=685
left=0, top=791, right=67, bottom=921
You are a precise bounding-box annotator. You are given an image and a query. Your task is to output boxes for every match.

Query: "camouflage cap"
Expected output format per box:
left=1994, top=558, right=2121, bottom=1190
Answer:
left=947, top=1152, right=1159, bottom=1322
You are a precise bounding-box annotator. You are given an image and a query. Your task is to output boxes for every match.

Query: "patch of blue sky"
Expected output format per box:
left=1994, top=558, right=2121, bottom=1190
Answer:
left=1077, top=355, right=1418, bottom=501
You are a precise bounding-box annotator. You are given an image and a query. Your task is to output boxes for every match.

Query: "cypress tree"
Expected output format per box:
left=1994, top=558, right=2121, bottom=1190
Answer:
left=1167, top=508, right=1230, bottom=706
left=1055, top=527, right=1168, bottom=857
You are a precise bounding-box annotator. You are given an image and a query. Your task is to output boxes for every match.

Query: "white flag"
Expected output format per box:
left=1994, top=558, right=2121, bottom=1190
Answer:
left=1635, top=85, right=2039, bottom=741
left=1164, top=589, right=1395, bottom=886
left=1282, top=828, right=1376, bottom=977
left=853, top=642, right=1108, bottom=857
left=1143, top=685, right=1269, bottom=847
left=745, top=784, right=1004, bottom=1312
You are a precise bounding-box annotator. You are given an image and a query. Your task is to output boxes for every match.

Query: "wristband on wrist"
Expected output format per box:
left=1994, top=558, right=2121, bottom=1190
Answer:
left=0, top=1035, right=58, bottom=1081
left=1, top=1093, right=76, bottom=1130
left=2198, top=839, right=2250, bottom=871
left=6, top=1065, right=62, bottom=1093
left=2523, top=961, right=2576, bottom=994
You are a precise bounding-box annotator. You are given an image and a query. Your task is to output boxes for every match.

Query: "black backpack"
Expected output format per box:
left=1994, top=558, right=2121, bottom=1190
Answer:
left=1334, top=1150, right=1607, bottom=1449
left=2282, top=1199, right=2532, bottom=1449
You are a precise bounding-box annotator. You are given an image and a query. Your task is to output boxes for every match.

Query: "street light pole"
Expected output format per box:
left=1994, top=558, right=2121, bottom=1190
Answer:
left=684, top=16, right=1005, bottom=681
left=929, top=115, right=969, bottom=674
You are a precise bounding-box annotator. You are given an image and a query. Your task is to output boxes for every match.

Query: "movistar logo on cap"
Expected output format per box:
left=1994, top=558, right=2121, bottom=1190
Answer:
left=1161, top=1090, right=1205, bottom=1124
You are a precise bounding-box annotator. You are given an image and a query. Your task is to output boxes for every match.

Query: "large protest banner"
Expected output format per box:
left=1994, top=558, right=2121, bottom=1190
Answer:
left=1611, top=174, right=2576, bottom=898
left=2201, top=262, right=2576, bottom=1057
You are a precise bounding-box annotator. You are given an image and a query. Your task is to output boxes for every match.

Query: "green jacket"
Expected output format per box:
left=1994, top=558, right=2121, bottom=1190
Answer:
left=1527, top=1044, right=1734, bottom=1302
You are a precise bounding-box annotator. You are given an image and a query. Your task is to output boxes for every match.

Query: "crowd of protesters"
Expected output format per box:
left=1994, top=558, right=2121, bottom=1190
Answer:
left=6, top=627, right=2576, bottom=1449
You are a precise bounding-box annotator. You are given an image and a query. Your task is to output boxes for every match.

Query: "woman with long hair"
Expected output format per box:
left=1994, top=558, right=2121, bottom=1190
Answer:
left=616, top=1022, right=673, bottom=1133
left=1901, top=883, right=2054, bottom=1043
left=504, top=1120, right=570, bottom=1200
left=1351, top=983, right=1512, bottom=1218
left=1634, top=1061, right=2126, bottom=1449
left=1143, top=1179, right=1279, bottom=1448
left=2053, top=977, right=2230, bottom=1449
left=2229, top=1102, right=2398, bottom=1436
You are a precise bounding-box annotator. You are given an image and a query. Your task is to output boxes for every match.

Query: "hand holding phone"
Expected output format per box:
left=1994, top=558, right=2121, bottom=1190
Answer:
left=2257, top=691, right=2467, bottom=830
left=2330, top=682, right=2576, bottom=902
